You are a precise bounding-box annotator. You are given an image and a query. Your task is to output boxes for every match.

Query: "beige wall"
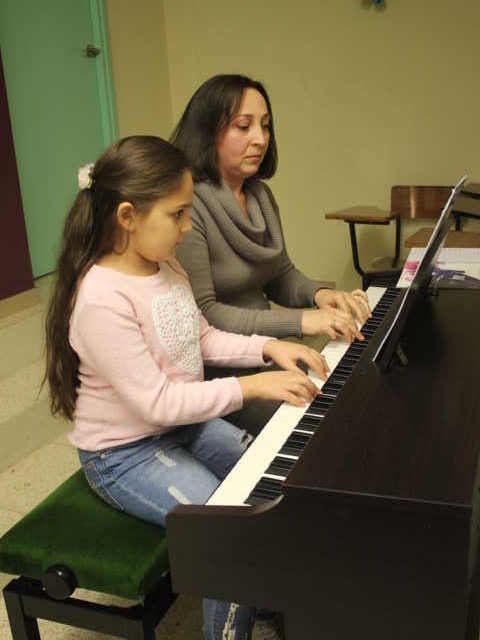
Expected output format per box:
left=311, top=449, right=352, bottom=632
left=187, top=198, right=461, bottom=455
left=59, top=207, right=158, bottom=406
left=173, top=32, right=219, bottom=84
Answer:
left=107, top=0, right=480, bottom=291
left=105, top=0, right=172, bottom=139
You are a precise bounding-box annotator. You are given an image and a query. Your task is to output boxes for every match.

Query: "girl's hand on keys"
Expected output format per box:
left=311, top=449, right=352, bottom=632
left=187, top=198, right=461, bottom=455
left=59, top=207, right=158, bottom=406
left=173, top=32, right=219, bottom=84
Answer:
left=238, top=370, right=320, bottom=408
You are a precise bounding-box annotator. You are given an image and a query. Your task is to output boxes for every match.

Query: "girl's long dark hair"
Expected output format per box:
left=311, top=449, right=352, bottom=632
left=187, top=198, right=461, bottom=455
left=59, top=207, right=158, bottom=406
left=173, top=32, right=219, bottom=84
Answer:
left=45, top=135, right=190, bottom=421
left=170, top=74, right=278, bottom=183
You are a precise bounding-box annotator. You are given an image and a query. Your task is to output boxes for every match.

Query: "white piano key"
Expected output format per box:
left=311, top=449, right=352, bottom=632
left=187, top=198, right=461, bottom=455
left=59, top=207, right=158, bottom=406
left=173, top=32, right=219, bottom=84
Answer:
left=207, top=286, right=387, bottom=506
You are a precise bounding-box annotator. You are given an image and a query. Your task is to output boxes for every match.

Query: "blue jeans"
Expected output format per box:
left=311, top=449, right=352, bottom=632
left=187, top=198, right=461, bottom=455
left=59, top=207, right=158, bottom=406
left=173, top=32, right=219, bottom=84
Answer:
left=78, top=418, right=257, bottom=640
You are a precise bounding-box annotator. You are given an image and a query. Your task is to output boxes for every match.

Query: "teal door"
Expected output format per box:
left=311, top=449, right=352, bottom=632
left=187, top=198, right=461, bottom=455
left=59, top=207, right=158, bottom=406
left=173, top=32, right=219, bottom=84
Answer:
left=0, top=0, right=117, bottom=277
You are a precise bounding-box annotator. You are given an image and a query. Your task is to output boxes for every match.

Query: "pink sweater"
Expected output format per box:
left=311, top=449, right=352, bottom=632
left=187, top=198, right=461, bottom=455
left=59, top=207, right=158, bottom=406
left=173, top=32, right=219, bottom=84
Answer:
left=68, top=262, right=271, bottom=451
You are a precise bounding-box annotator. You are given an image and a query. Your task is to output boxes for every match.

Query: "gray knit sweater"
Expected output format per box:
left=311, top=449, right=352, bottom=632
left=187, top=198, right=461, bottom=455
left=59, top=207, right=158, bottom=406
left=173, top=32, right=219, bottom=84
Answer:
left=176, top=179, right=333, bottom=338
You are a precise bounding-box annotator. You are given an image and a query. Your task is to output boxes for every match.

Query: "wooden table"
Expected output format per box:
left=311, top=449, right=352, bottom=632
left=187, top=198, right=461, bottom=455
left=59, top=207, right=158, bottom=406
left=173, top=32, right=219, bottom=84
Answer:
left=324, top=206, right=397, bottom=224
left=405, top=228, right=480, bottom=248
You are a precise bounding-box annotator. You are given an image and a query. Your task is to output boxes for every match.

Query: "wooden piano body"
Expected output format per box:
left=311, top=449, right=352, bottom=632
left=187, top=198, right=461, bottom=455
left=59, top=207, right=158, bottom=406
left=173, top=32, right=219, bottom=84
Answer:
left=167, top=289, right=480, bottom=639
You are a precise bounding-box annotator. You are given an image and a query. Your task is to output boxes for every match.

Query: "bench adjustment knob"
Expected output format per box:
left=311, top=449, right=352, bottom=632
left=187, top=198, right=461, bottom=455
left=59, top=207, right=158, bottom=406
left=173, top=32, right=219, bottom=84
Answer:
left=42, top=564, right=77, bottom=599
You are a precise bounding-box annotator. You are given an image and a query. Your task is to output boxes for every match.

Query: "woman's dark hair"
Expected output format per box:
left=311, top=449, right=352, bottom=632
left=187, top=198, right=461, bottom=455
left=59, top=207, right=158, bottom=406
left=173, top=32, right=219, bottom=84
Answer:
left=170, top=74, right=278, bottom=183
left=45, top=135, right=190, bottom=421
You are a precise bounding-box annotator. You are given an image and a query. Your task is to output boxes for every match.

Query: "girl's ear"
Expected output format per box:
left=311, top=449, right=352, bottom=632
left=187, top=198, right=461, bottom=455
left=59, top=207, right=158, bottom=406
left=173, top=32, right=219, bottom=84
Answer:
left=116, top=202, right=136, bottom=232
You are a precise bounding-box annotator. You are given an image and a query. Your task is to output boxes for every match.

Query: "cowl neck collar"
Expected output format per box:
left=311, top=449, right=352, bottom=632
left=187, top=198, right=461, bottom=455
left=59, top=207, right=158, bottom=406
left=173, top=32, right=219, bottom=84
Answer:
left=194, top=179, right=283, bottom=263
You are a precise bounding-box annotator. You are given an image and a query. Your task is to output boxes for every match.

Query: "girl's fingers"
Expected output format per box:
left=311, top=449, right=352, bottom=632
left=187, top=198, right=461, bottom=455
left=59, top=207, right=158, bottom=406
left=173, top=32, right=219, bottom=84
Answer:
left=289, top=385, right=314, bottom=404
left=303, top=350, right=329, bottom=380
left=284, top=391, right=307, bottom=408
left=290, top=372, right=318, bottom=399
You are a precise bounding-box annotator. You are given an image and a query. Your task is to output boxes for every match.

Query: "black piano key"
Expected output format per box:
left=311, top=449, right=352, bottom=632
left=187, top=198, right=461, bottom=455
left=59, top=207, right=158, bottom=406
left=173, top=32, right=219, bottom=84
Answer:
left=304, top=407, right=327, bottom=420
left=297, top=413, right=322, bottom=427
left=321, top=390, right=339, bottom=400
left=348, top=344, right=366, bottom=356
left=305, top=406, right=331, bottom=420
left=335, top=359, right=358, bottom=372
left=248, top=495, right=270, bottom=506
left=295, top=414, right=322, bottom=434
left=310, top=395, right=335, bottom=410
left=321, top=380, right=344, bottom=395
left=279, top=431, right=311, bottom=456
left=247, top=477, right=283, bottom=505
left=376, top=303, right=393, bottom=314
left=340, top=348, right=359, bottom=359
left=326, top=368, right=351, bottom=384
left=329, top=366, right=353, bottom=379
left=265, top=456, right=296, bottom=478
left=335, top=357, right=355, bottom=367
left=322, top=379, right=346, bottom=392
left=334, top=364, right=354, bottom=376
left=359, top=331, right=374, bottom=344
left=328, top=371, right=349, bottom=383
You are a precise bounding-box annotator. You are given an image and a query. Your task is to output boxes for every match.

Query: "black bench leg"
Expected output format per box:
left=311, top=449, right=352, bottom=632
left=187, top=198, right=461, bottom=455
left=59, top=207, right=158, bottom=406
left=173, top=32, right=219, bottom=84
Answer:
left=124, top=625, right=156, bottom=640
left=2, top=574, right=176, bottom=640
left=3, top=582, right=40, bottom=640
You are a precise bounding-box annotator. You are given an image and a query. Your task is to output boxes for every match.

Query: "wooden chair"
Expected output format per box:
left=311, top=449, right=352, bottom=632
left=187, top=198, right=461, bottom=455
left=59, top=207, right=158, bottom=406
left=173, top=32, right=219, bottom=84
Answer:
left=325, top=184, right=480, bottom=290
left=405, top=182, right=480, bottom=248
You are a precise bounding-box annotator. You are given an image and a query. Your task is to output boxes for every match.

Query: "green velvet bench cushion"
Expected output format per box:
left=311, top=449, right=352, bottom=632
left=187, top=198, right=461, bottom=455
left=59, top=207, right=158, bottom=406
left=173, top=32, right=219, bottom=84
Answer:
left=0, top=469, right=169, bottom=600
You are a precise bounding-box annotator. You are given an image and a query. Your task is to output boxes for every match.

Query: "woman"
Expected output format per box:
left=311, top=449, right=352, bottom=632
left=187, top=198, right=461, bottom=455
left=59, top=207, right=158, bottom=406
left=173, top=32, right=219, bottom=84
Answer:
left=171, top=77, right=366, bottom=638
left=171, top=74, right=371, bottom=343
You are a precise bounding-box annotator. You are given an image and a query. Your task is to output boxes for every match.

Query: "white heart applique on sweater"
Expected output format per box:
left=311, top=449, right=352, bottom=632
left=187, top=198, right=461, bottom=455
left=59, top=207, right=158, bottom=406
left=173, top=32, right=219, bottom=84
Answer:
left=151, top=285, right=202, bottom=375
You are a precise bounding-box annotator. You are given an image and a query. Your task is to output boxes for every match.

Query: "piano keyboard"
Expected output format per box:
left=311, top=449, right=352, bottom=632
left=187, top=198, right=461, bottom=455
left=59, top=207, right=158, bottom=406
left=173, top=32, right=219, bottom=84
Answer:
left=208, top=286, right=401, bottom=507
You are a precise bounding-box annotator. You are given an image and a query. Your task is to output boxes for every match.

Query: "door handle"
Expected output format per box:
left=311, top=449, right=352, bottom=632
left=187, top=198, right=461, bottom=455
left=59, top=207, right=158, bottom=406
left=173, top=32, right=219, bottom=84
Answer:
left=83, top=45, right=101, bottom=58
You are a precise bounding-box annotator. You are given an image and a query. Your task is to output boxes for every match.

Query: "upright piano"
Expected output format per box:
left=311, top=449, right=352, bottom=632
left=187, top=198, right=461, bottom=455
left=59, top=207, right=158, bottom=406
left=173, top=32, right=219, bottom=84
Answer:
left=167, top=283, right=480, bottom=640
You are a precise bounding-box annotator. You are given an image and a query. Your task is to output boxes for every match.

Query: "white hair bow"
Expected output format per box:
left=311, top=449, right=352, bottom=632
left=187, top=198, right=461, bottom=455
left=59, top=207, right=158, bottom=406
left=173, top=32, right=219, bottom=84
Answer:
left=78, top=163, right=95, bottom=189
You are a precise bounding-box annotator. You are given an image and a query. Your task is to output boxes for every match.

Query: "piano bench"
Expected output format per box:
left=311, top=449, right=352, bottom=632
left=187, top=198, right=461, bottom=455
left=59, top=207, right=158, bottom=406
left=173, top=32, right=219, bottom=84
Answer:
left=0, top=469, right=175, bottom=640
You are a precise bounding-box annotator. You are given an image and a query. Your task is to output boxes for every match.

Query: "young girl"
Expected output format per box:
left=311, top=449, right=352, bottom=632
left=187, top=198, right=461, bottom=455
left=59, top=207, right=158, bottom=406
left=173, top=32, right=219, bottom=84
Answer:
left=45, top=136, right=328, bottom=640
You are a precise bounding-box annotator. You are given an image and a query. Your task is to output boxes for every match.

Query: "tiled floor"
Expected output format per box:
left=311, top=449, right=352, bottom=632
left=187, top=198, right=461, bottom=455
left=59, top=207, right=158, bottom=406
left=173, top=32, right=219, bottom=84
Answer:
left=0, top=277, right=203, bottom=640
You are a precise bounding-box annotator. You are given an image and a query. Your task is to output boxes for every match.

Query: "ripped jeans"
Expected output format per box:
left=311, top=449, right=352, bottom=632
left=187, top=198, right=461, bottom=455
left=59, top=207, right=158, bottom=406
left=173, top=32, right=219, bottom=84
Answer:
left=78, top=418, right=257, bottom=640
